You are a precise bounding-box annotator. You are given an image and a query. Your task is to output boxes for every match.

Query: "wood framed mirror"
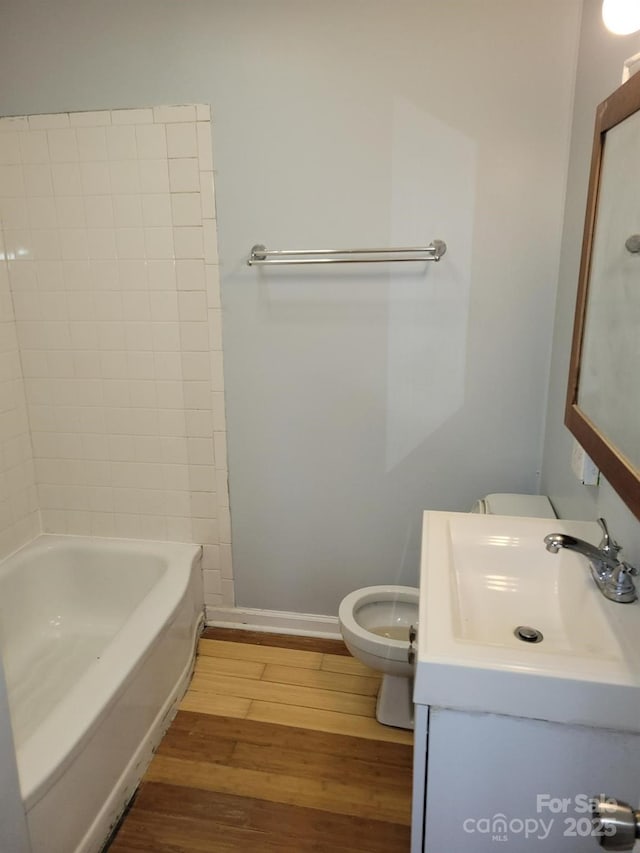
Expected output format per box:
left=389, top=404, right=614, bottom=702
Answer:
left=565, top=70, right=640, bottom=520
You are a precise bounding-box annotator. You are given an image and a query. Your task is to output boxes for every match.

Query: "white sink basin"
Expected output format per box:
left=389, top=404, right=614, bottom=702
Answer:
left=414, top=511, right=640, bottom=731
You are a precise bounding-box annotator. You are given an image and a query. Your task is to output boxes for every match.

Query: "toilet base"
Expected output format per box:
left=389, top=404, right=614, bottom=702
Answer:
left=375, top=674, right=414, bottom=730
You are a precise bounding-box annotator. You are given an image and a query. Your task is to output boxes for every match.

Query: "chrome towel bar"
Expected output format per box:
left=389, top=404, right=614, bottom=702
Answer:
left=247, top=239, right=447, bottom=266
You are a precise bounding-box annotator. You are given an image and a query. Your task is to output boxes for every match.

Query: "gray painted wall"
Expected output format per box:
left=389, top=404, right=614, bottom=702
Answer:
left=0, top=0, right=581, bottom=615
left=540, top=0, right=640, bottom=565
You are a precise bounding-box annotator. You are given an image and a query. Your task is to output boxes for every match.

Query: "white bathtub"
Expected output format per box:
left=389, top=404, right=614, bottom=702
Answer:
left=0, top=534, right=203, bottom=853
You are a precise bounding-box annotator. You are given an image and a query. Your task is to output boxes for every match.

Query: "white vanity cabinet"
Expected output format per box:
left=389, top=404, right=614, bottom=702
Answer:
left=411, top=705, right=640, bottom=852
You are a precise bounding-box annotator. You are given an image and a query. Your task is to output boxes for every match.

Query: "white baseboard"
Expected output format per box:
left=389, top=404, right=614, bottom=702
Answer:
left=205, top=605, right=341, bottom=639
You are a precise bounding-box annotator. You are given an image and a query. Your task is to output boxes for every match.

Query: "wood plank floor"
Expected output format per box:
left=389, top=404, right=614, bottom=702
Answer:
left=107, top=628, right=413, bottom=852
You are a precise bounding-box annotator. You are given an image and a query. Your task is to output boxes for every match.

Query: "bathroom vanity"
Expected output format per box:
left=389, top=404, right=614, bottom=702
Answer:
left=411, top=512, right=640, bottom=852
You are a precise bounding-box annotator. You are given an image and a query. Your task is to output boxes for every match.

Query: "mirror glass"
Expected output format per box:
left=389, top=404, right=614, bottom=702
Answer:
left=565, top=72, right=640, bottom=519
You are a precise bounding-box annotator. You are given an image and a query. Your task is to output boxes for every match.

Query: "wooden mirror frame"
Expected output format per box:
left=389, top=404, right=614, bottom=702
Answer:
left=565, top=70, right=640, bottom=520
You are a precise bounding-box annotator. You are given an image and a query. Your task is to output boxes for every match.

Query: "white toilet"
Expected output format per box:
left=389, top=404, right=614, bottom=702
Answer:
left=338, top=493, right=557, bottom=730
left=339, top=585, right=419, bottom=730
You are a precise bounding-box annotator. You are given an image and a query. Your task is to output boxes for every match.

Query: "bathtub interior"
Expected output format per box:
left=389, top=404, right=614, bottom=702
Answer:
left=0, top=540, right=167, bottom=748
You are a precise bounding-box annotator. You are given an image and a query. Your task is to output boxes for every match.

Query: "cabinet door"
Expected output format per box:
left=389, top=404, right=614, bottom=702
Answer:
left=423, top=708, right=640, bottom=852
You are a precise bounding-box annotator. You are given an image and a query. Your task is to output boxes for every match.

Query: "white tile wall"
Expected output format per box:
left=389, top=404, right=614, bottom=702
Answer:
left=0, top=105, right=232, bottom=607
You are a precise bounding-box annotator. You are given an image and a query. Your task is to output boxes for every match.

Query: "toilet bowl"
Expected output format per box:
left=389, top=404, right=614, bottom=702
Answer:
left=338, top=585, right=419, bottom=730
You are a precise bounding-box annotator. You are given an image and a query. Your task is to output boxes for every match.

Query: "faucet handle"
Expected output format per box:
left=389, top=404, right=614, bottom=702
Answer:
left=597, top=517, right=622, bottom=559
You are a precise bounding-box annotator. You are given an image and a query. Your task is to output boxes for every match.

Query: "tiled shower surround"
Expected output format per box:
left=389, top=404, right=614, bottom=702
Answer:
left=0, top=105, right=232, bottom=609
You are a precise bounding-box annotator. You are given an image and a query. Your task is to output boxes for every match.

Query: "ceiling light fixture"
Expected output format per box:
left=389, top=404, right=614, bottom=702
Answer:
left=602, top=0, right=640, bottom=34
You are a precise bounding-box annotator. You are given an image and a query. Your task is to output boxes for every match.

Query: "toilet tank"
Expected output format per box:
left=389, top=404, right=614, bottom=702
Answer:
left=471, top=493, right=556, bottom=518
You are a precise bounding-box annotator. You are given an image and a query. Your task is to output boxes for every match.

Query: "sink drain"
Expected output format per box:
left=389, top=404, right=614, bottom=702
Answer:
left=514, top=625, right=543, bottom=644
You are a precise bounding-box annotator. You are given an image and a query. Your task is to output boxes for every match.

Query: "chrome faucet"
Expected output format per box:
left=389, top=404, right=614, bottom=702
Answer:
left=544, top=518, right=638, bottom=603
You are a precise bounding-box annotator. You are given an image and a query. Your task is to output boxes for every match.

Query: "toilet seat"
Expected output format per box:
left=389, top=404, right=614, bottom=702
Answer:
left=338, top=585, right=419, bottom=664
